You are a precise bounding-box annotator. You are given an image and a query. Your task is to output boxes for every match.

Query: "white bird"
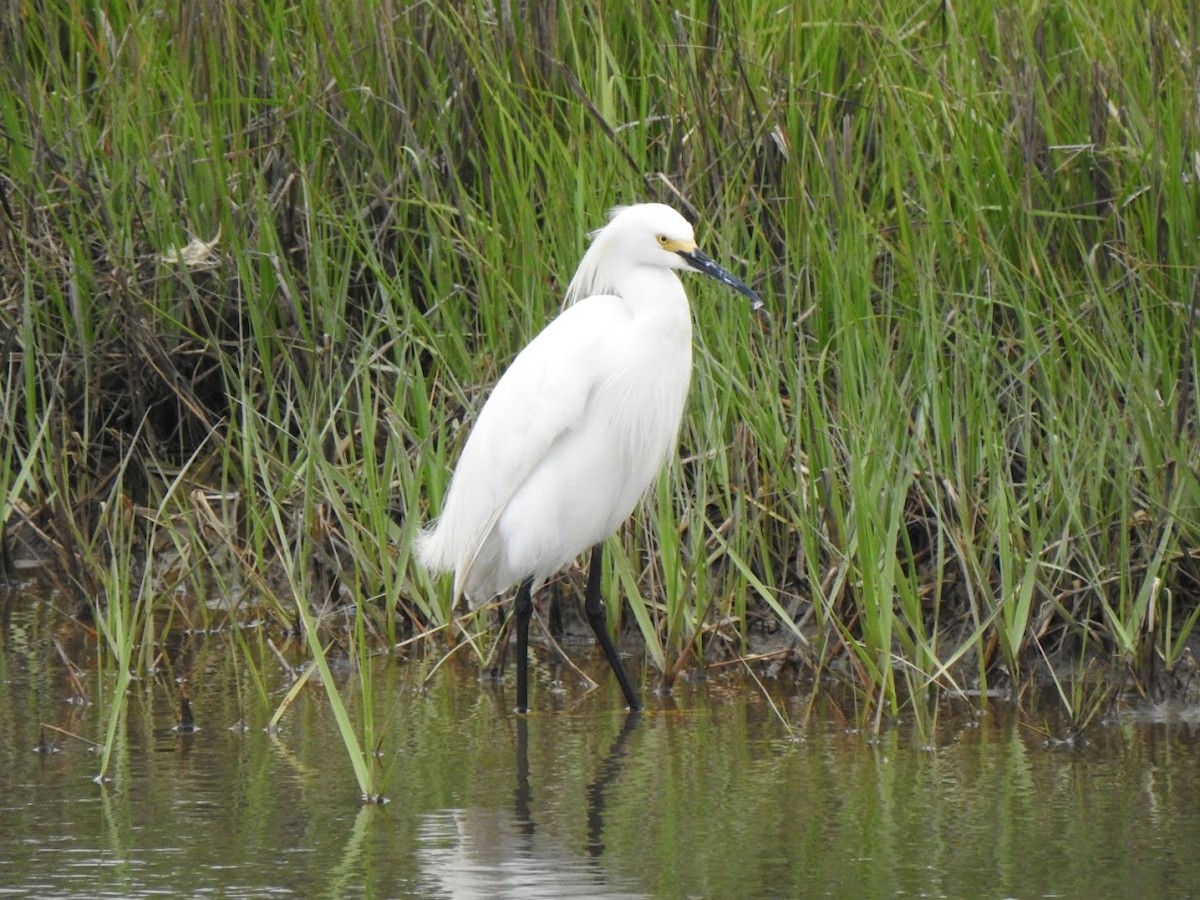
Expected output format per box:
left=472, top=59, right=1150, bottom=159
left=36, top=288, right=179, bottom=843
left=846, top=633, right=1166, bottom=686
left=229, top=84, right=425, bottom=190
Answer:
left=417, top=203, right=761, bottom=712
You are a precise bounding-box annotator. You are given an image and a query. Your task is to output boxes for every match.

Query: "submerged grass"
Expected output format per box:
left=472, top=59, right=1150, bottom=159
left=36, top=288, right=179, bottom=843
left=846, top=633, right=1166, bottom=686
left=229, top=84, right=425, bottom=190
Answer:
left=2, top=0, right=1200, bottom=764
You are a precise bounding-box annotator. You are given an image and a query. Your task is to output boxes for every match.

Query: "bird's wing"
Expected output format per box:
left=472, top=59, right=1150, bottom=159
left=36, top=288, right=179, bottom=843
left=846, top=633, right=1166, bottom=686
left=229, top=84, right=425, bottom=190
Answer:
left=423, top=295, right=633, bottom=599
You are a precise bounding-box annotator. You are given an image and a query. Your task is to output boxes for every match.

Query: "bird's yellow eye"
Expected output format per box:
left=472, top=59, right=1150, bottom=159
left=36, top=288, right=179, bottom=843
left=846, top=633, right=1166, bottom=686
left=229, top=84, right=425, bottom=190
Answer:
left=657, top=235, right=669, bottom=246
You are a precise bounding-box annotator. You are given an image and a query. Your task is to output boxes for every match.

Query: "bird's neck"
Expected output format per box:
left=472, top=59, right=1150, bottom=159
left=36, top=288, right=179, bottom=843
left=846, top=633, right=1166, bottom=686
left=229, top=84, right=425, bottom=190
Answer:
left=616, top=264, right=683, bottom=301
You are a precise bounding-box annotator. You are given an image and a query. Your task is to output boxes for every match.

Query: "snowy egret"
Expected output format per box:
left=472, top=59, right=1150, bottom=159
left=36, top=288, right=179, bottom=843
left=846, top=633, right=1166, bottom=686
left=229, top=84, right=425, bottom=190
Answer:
left=417, top=203, right=761, bottom=712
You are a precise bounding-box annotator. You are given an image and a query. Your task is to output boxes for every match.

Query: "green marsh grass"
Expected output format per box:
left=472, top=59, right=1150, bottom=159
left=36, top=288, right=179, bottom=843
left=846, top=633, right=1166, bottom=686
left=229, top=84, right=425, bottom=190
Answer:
left=2, top=0, right=1199, bottom=775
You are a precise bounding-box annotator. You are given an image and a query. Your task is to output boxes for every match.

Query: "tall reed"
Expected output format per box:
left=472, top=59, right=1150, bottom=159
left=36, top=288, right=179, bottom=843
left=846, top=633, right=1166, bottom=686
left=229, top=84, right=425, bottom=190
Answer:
left=1, top=1, right=1197, bottom=747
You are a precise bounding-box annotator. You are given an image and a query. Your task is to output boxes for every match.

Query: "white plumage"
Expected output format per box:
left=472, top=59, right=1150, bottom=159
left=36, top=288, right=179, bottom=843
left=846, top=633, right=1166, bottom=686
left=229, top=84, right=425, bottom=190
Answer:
left=417, top=203, right=761, bottom=711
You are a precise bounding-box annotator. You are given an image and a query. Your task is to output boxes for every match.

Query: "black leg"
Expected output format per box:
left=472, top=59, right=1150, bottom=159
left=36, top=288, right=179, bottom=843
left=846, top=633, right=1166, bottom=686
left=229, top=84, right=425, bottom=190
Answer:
left=548, top=583, right=565, bottom=640
left=514, top=576, right=534, bottom=713
left=489, top=605, right=510, bottom=681
left=583, top=543, right=642, bottom=711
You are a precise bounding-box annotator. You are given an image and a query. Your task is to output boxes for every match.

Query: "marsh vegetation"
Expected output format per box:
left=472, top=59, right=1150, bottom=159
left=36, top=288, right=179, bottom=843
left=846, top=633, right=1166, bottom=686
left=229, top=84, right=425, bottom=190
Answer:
left=2, top=1, right=1199, bottom=795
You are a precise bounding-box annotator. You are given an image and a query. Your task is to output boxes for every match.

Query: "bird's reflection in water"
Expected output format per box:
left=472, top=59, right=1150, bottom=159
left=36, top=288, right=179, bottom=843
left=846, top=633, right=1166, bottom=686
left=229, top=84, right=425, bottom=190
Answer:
left=513, top=714, right=535, bottom=838
left=416, top=714, right=645, bottom=899
left=512, top=712, right=641, bottom=856
left=584, top=713, right=640, bottom=858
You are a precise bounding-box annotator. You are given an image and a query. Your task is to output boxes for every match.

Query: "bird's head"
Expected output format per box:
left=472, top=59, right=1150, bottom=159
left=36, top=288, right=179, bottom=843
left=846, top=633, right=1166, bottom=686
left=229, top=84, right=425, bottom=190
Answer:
left=566, top=203, right=763, bottom=310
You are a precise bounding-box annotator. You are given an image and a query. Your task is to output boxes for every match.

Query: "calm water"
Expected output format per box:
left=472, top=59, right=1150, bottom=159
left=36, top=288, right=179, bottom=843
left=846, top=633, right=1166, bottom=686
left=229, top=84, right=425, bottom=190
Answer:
left=3, top=595, right=1200, bottom=898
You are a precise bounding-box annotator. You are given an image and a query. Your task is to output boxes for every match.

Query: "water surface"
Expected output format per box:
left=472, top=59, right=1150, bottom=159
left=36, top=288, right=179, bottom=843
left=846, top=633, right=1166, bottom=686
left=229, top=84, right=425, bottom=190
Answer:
left=2, top=596, right=1199, bottom=898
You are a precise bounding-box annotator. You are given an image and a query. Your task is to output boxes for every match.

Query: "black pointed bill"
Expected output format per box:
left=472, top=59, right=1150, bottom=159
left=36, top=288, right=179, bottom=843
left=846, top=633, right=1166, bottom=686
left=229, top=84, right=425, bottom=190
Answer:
left=677, top=248, right=763, bottom=311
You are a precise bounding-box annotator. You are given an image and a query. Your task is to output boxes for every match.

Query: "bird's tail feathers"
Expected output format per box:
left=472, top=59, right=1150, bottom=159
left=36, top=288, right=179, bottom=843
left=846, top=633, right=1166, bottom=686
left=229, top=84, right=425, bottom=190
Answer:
left=414, top=522, right=452, bottom=574
left=415, top=514, right=503, bottom=612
